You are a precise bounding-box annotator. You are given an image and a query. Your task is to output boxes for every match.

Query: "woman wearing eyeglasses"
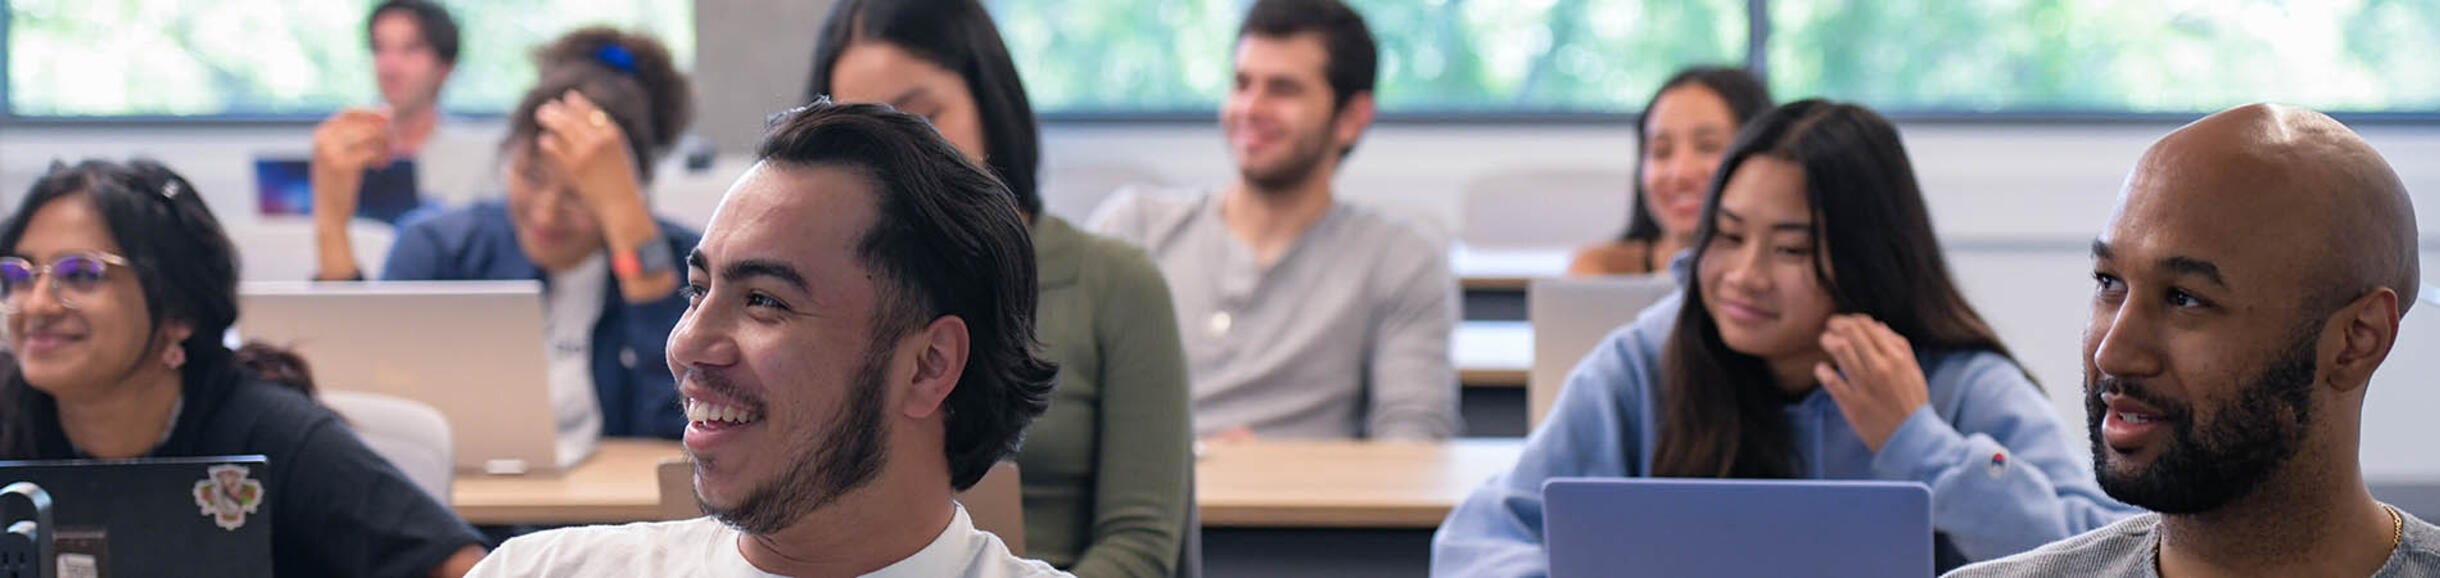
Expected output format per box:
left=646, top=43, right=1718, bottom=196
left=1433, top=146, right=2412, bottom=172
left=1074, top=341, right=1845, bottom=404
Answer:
left=0, top=160, right=489, bottom=578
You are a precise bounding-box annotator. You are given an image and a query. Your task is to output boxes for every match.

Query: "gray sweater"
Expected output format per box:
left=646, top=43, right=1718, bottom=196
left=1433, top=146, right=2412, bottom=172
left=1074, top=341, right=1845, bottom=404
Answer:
left=1088, top=188, right=1459, bottom=439
left=1946, top=505, right=2440, bottom=577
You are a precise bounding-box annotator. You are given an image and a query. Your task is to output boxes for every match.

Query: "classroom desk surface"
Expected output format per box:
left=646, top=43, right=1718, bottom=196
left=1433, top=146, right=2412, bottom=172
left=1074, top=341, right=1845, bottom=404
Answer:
left=1453, top=246, right=1570, bottom=291
left=452, top=439, right=686, bottom=525
left=453, top=438, right=1529, bottom=530
left=1196, top=438, right=1525, bottom=528
left=1454, top=320, right=1530, bottom=388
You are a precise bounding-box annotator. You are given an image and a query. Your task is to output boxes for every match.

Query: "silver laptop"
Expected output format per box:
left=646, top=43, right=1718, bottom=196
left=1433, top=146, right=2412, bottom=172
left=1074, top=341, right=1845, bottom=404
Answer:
left=237, top=281, right=576, bottom=474
left=1527, top=275, right=1679, bottom=428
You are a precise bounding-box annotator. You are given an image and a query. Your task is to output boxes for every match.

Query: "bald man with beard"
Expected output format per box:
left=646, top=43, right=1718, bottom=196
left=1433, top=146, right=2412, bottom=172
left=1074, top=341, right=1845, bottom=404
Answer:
left=1949, top=104, right=2435, bottom=577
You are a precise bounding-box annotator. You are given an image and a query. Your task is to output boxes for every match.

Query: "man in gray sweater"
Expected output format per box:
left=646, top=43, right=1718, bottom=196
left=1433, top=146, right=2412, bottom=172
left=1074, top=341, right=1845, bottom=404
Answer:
left=1090, top=0, right=1457, bottom=441
left=1948, top=104, right=2435, bottom=577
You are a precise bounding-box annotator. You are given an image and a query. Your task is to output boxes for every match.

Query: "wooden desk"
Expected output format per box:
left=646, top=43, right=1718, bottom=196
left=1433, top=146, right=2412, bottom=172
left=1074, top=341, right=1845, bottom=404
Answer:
left=453, top=439, right=684, bottom=525
left=1455, top=320, right=1530, bottom=388
left=452, top=437, right=1529, bottom=531
left=1454, top=246, right=1570, bottom=291
left=1196, top=438, right=1524, bottom=528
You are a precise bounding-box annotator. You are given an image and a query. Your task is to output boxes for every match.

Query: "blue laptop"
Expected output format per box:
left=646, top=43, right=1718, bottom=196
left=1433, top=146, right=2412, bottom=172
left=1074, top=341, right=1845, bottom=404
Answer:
left=1543, top=478, right=1933, bottom=578
left=0, top=456, right=275, bottom=578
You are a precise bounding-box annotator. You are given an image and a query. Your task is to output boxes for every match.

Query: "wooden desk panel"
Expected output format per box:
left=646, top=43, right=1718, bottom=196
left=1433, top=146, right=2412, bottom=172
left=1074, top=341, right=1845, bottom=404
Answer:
left=452, top=439, right=684, bottom=525
left=454, top=437, right=1528, bottom=531
left=1195, top=439, right=1524, bottom=529
left=1456, top=321, right=1530, bottom=389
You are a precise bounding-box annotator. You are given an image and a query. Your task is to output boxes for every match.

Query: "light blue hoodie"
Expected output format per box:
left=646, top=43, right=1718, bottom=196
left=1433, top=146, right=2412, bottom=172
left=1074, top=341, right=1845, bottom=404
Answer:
left=1430, top=293, right=2140, bottom=577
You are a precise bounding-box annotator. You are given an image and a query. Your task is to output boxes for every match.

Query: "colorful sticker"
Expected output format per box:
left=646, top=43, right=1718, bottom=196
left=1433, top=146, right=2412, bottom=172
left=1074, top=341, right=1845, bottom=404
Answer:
left=1986, top=450, right=2010, bottom=479
left=193, top=464, right=265, bottom=531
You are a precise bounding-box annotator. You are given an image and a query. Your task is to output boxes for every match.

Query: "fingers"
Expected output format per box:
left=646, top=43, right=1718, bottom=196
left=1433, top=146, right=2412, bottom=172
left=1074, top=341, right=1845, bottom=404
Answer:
left=560, top=89, right=602, bottom=116
left=1814, top=362, right=1850, bottom=395
left=1820, top=317, right=1872, bottom=378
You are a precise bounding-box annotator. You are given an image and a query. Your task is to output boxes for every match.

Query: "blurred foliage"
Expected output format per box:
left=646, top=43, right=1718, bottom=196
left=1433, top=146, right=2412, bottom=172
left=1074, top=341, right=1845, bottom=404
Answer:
left=1768, top=0, right=2440, bottom=113
left=7, top=0, right=2438, bottom=117
left=6, top=0, right=694, bottom=116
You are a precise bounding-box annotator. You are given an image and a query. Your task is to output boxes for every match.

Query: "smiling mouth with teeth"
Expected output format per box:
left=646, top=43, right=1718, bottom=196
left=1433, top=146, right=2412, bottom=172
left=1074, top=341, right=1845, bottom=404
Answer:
left=2119, top=412, right=2163, bottom=424
left=685, top=398, right=762, bottom=425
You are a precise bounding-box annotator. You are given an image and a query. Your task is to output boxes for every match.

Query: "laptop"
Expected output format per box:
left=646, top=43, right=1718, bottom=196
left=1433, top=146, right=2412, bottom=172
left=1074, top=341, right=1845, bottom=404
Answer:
left=0, top=456, right=274, bottom=578
left=237, top=281, right=579, bottom=474
left=253, top=156, right=422, bottom=224
left=1543, top=478, right=1933, bottom=578
left=1526, top=275, right=1679, bottom=427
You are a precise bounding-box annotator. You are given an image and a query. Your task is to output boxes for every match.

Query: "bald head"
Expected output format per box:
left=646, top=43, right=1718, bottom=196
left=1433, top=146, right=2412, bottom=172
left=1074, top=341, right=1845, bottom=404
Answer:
left=2121, top=103, right=2419, bottom=318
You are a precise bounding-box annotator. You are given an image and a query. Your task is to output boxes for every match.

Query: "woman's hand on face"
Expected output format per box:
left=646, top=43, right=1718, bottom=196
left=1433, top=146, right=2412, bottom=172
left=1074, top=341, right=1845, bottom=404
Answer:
left=1814, top=314, right=1930, bottom=453
left=534, top=90, right=646, bottom=221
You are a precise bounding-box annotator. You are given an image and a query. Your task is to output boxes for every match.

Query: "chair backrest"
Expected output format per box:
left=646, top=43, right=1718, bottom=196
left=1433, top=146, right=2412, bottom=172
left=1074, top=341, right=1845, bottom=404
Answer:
left=320, top=390, right=453, bottom=502
left=654, top=458, right=1028, bottom=556
left=1461, top=168, right=1631, bottom=249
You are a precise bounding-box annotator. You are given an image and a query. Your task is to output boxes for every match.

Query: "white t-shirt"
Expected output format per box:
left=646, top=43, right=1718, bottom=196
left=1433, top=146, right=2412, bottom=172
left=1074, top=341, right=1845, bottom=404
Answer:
left=466, top=505, right=1071, bottom=578
left=543, top=254, right=607, bottom=466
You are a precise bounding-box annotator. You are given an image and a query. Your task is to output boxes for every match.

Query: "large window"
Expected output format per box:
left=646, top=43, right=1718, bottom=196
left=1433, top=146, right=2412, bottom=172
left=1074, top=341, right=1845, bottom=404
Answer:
left=6, top=0, right=2437, bottom=119
left=992, top=0, right=1749, bottom=116
left=995, top=0, right=2440, bottom=117
left=5, top=0, right=694, bottom=118
left=1769, top=0, right=2440, bottom=114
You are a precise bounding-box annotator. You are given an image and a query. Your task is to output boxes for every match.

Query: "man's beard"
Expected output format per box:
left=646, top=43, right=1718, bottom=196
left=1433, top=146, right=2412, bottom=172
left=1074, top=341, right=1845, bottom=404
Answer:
left=702, top=347, right=892, bottom=534
left=1239, top=120, right=1336, bottom=193
left=2086, top=326, right=2319, bottom=514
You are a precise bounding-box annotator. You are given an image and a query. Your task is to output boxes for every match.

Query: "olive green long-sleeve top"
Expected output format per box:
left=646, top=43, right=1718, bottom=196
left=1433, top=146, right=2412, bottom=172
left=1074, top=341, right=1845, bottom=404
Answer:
left=1018, top=215, right=1193, bottom=577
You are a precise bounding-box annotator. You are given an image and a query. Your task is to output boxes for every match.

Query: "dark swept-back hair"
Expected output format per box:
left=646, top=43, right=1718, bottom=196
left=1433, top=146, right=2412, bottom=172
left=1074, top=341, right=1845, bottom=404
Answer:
left=1650, top=100, right=2019, bottom=478
left=755, top=100, right=1057, bottom=491
left=804, top=0, right=1044, bottom=217
left=367, top=0, right=462, bottom=64
left=0, top=160, right=314, bottom=456
left=1621, top=66, right=1773, bottom=244
left=505, top=27, right=694, bottom=184
left=1239, top=0, right=1377, bottom=157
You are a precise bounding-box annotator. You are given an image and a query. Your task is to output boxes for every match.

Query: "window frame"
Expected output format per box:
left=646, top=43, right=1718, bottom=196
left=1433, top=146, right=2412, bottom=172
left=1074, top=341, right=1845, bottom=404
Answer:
left=3, top=0, right=2437, bottom=126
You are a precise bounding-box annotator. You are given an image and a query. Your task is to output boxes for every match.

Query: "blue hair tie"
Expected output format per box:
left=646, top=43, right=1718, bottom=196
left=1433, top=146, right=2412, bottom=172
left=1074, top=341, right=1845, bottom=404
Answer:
left=594, top=44, right=637, bottom=74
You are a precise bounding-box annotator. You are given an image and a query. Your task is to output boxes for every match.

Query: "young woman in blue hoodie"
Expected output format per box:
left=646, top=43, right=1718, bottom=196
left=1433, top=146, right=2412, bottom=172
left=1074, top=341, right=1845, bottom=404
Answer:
left=1432, top=100, right=2140, bottom=577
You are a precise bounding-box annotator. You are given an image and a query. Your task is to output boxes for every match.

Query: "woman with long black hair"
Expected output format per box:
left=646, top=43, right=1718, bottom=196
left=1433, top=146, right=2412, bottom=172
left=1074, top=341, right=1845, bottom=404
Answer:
left=1433, top=100, right=2139, bottom=577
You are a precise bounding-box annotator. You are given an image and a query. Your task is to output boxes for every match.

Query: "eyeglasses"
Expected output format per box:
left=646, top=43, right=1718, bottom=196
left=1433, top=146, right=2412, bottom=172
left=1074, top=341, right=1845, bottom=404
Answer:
left=0, top=252, right=130, bottom=313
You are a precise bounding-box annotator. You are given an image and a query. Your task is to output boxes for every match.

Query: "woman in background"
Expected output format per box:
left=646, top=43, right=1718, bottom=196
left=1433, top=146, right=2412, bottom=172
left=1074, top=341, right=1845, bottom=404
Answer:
left=0, top=159, right=487, bottom=577
left=313, top=27, right=700, bottom=450
left=1570, top=66, right=1771, bottom=276
left=808, top=0, right=1195, bottom=575
left=1435, top=101, right=2137, bottom=577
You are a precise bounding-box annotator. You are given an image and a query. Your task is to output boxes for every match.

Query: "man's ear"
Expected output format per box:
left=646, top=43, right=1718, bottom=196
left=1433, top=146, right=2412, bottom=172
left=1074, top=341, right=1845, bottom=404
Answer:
left=2324, top=288, right=2400, bottom=393
left=899, top=315, right=969, bottom=419
left=1332, top=91, right=1376, bottom=153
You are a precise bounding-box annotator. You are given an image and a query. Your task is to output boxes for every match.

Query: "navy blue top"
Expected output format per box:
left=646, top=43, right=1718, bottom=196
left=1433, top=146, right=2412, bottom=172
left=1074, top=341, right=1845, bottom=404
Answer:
left=381, top=202, right=696, bottom=439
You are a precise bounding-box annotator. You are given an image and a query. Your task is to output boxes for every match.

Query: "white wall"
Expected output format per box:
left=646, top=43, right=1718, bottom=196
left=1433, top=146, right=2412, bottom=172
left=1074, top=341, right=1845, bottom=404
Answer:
left=2, top=119, right=2434, bottom=477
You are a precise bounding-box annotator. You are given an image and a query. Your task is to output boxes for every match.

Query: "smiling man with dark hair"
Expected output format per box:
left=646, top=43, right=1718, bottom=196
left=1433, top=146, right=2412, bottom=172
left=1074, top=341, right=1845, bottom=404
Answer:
left=1949, top=104, right=2435, bottom=577
left=1089, top=0, right=1459, bottom=443
left=468, top=101, right=1068, bottom=578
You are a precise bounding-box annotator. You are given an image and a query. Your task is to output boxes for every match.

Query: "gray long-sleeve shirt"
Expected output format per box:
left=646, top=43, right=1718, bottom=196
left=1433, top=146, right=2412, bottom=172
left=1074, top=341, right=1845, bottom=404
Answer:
left=1088, top=188, right=1459, bottom=440
left=1946, top=507, right=2440, bottom=577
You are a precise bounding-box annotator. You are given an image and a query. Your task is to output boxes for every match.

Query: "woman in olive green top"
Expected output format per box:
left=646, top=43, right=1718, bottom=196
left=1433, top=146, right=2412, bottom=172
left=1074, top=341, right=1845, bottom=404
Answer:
left=807, top=1, right=1195, bottom=576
